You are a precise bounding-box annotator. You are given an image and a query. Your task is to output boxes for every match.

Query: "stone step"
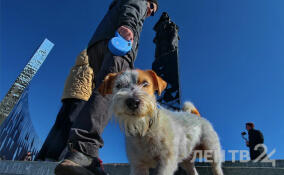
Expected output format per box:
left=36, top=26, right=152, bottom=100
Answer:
left=0, top=160, right=283, bottom=175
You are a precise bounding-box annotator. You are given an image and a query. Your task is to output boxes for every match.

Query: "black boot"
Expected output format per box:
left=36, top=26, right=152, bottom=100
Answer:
left=54, top=150, right=108, bottom=175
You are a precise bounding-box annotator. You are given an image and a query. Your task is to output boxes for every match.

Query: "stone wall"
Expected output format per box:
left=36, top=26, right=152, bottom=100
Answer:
left=0, top=160, right=283, bottom=175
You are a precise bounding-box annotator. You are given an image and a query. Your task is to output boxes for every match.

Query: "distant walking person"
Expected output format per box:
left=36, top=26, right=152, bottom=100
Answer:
left=23, top=151, right=32, bottom=161
left=36, top=50, right=94, bottom=161
left=245, top=122, right=267, bottom=161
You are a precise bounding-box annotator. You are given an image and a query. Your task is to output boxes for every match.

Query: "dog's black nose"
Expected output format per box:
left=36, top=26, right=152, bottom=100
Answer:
left=126, top=98, right=140, bottom=110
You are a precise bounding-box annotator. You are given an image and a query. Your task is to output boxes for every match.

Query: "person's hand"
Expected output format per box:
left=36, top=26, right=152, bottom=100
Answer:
left=118, top=26, right=134, bottom=43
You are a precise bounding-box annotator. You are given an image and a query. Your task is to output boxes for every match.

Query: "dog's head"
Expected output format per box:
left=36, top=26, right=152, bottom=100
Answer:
left=98, top=69, right=167, bottom=136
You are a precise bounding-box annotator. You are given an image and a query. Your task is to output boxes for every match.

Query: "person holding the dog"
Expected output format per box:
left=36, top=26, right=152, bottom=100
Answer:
left=36, top=50, right=94, bottom=161
left=55, top=0, right=159, bottom=175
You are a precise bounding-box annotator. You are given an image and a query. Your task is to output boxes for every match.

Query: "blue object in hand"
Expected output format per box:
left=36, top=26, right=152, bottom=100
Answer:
left=108, top=31, right=132, bottom=56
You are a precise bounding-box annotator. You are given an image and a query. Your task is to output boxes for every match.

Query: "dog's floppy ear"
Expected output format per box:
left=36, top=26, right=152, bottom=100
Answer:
left=98, top=73, right=118, bottom=96
left=147, top=70, right=167, bottom=96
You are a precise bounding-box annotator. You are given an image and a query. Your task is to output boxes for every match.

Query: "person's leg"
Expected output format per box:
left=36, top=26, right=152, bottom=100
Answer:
left=68, top=56, right=130, bottom=157
left=36, top=99, right=86, bottom=161
left=250, top=147, right=258, bottom=160
left=55, top=41, right=131, bottom=175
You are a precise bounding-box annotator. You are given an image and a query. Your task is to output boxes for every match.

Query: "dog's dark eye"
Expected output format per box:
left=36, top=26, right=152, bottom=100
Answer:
left=116, top=82, right=129, bottom=89
left=142, top=81, right=149, bottom=87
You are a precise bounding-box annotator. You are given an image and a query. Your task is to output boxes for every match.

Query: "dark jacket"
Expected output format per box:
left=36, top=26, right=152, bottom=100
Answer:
left=248, top=129, right=264, bottom=149
left=88, top=0, right=148, bottom=64
left=248, top=129, right=265, bottom=160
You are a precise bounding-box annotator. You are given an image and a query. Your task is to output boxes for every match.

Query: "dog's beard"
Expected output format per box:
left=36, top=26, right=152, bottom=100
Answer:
left=119, top=116, right=151, bottom=136
left=111, top=89, right=157, bottom=136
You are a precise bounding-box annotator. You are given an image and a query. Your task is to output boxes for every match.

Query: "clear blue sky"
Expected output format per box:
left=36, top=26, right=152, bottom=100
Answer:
left=1, top=0, right=284, bottom=163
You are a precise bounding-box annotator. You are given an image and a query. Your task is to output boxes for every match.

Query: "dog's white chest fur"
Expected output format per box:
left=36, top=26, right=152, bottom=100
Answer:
left=125, top=109, right=203, bottom=168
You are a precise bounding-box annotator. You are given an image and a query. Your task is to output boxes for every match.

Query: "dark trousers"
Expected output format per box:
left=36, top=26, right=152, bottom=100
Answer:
left=68, top=40, right=131, bottom=158
left=36, top=98, right=86, bottom=161
left=249, top=146, right=267, bottom=161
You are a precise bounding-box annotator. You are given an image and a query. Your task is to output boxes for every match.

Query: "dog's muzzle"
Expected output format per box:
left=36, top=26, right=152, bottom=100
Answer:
left=125, top=97, right=140, bottom=111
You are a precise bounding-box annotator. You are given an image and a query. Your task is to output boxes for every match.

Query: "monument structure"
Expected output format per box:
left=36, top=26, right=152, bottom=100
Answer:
left=0, top=39, right=54, bottom=160
left=152, top=12, right=181, bottom=110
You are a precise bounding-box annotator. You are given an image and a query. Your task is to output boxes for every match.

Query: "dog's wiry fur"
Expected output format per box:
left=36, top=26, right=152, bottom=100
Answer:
left=99, top=69, right=223, bottom=175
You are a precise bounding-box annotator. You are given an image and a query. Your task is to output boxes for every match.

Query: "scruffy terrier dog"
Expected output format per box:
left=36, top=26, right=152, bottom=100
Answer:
left=99, top=69, right=223, bottom=175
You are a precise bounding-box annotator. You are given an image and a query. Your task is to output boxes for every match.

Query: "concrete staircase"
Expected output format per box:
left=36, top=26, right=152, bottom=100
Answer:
left=0, top=160, right=283, bottom=175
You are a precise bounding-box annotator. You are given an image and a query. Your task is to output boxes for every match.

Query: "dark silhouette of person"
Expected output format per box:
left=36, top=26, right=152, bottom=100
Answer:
left=245, top=122, right=267, bottom=161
